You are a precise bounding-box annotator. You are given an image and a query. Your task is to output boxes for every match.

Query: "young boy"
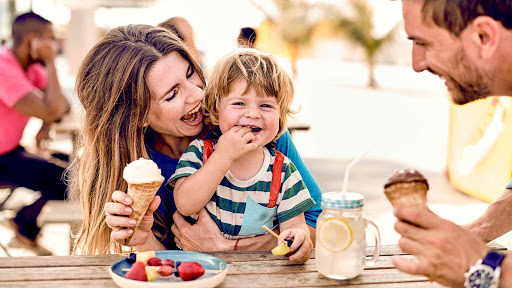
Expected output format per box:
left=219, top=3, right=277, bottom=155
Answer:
left=168, top=49, right=315, bottom=263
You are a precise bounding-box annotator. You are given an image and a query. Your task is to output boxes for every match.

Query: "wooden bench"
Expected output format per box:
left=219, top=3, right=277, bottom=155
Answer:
left=287, top=116, right=311, bottom=137
left=37, top=200, right=83, bottom=253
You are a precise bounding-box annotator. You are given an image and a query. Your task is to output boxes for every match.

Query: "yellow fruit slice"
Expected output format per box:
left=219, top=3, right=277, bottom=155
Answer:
left=318, top=218, right=353, bottom=252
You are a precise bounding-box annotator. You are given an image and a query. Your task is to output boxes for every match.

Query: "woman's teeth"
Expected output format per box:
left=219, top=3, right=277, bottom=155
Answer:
left=181, top=105, right=202, bottom=122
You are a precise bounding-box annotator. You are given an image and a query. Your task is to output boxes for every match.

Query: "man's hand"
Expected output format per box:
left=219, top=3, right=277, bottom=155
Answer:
left=393, top=207, right=489, bottom=288
left=171, top=208, right=229, bottom=251
left=215, top=126, right=257, bottom=163
left=30, top=38, right=57, bottom=63
left=35, top=122, right=52, bottom=154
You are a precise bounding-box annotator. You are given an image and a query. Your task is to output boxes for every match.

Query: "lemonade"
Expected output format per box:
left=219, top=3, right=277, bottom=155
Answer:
left=315, top=192, right=380, bottom=280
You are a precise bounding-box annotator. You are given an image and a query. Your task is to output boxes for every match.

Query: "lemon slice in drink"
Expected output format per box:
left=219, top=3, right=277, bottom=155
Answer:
left=318, top=218, right=353, bottom=252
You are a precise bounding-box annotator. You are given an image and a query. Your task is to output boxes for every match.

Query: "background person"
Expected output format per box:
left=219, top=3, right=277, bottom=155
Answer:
left=0, top=12, right=69, bottom=253
left=237, top=27, right=257, bottom=48
left=73, top=25, right=322, bottom=255
left=394, top=0, right=512, bottom=287
left=158, top=16, right=204, bottom=69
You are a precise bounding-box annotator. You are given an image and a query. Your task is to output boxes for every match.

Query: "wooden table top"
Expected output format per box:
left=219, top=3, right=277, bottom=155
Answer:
left=0, top=242, right=505, bottom=288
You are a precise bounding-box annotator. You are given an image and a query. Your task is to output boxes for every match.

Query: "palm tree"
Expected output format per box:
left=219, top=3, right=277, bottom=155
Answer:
left=329, top=0, right=400, bottom=88
left=250, top=0, right=325, bottom=79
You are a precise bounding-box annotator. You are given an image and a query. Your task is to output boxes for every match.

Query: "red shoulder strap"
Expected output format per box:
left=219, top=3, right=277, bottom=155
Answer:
left=203, top=139, right=214, bottom=163
left=268, top=150, right=284, bottom=208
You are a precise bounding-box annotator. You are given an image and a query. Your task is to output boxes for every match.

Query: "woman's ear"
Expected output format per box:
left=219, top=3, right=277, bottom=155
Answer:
left=470, top=16, right=500, bottom=60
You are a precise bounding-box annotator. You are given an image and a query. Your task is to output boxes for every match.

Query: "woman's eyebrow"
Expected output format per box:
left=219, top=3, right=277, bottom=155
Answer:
left=160, top=83, right=179, bottom=100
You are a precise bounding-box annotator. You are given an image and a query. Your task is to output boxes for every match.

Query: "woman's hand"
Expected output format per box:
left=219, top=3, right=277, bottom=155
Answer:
left=105, top=190, right=161, bottom=246
left=171, top=208, right=230, bottom=251
left=215, top=126, right=257, bottom=163
left=279, top=228, right=313, bottom=263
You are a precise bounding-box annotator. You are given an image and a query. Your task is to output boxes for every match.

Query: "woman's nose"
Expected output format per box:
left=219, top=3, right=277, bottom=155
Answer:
left=186, top=84, right=204, bottom=103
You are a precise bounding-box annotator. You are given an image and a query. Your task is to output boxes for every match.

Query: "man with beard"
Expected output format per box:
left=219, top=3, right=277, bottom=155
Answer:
left=0, top=12, right=69, bottom=254
left=392, top=0, right=512, bottom=287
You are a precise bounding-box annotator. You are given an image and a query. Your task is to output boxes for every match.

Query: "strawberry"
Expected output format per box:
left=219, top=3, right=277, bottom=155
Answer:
left=124, top=262, right=147, bottom=281
left=147, top=257, right=162, bottom=266
left=178, top=262, right=205, bottom=281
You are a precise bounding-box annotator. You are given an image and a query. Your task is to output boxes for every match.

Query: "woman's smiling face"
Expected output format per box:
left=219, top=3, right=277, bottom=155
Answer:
left=146, top=52, right=205, bottom=138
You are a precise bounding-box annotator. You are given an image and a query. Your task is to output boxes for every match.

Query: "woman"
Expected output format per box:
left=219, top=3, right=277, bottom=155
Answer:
left=71, top=24, right=322, bottom=255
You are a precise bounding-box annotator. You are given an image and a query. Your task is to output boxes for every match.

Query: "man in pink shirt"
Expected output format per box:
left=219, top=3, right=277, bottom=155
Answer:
left=0, top=12, right=69, bottom=253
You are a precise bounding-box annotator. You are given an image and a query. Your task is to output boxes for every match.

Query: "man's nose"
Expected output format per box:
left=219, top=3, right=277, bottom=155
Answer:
left=412, top=45, right=428, bottom=73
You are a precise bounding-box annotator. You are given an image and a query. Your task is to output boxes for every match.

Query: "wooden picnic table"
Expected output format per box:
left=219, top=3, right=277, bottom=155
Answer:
left=0, top=242, right=506, bottom=287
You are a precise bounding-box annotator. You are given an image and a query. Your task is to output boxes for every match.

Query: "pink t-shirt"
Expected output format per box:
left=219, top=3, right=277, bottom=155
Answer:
left=0, top=48, right=47, bottom=155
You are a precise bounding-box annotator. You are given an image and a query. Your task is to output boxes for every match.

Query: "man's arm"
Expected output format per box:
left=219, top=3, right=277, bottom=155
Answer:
left=500, top=253, right=512, bottom=287
left=13, top=39, right=69, bottom=122
left=464, top=188, right=512, bottom=242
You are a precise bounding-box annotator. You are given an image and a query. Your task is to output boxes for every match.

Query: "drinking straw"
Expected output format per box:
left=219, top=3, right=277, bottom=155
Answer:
left=341, top=150, right=369, bottom=194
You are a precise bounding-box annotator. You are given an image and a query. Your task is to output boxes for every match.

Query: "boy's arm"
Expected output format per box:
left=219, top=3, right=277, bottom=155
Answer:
left=174, top=127, right=257, bottom=216
left=174, top=151, right=232, bottom=216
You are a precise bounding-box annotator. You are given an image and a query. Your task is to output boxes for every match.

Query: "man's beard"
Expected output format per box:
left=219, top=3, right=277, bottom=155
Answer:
left=448, top=49, right=492, bottom=105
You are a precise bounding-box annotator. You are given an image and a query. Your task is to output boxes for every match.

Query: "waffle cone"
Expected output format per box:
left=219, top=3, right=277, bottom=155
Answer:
left=125, top=179, right=163, bottom=244
left=384, top=182, right=428, bottom=208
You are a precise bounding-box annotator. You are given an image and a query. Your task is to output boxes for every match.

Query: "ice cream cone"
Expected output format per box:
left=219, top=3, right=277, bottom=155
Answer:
left=123, top=158, right=165, bottom=245
left=125, top=180, right=163, bottom=243
left=384, top=182, right=428, bottom=208
left=383, top=169, right=429, bottom=208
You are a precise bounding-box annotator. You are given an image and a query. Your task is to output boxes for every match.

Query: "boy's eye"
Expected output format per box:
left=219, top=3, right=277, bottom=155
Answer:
left=233, top=102, right=244, bottom=106
left=261, top=104, right=273, bottom=108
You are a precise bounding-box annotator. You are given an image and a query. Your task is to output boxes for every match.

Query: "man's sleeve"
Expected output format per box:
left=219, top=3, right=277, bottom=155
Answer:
left=276, top=130, right=322, bottom=228
left=0, top=64, right=38, bottom=108
left=505, top=177, right=512, bottom=189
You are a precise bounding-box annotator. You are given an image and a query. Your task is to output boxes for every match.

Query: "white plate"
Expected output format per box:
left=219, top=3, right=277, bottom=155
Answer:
left=110, top=250, right=228, bottom=288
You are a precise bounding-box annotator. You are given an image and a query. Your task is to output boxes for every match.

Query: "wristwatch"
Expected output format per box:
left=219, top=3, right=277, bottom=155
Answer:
left=464, top=250, right=506, bottom=288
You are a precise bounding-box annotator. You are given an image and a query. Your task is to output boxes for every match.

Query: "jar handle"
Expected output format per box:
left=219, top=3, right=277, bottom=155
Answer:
left=364, top=219, right=380, bottom=267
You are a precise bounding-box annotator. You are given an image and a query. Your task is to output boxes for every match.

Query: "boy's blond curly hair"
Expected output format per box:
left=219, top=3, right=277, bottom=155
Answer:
left=203, top=48, right=296, bottom=141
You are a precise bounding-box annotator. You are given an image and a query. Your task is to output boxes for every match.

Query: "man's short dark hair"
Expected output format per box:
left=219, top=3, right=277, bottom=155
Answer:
left=421, top=0, right=512, bottom=36
left=239, top=27, right=257, bottom=43
left=12, top=12, right=51, bottom=47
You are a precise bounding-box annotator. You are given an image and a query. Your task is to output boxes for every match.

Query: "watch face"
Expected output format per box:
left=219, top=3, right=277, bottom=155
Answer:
left=468, top=268, right=494, bottom=288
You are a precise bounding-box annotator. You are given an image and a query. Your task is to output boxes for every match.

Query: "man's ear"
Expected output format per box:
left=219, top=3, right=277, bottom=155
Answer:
left=470, top=16, right=500, bottom=60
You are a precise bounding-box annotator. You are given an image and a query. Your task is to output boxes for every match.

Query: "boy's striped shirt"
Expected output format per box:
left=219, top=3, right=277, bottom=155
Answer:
left=167, top=139, right=315, bottom=239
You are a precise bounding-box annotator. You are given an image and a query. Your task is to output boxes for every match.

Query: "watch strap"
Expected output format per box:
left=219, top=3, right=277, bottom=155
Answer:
left=482, top=250, right=506, bottom=270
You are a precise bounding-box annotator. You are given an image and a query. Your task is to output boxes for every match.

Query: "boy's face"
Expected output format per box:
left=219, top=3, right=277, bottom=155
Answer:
left=217, top=78, right=280, bottom=148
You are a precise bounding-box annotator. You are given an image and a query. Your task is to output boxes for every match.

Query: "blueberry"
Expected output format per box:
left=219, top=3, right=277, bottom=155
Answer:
left=174, top=261, right=181, bottom=277
left=285, top=238, right=293, bottom=247
left=126, top=253, right=136, bottom=264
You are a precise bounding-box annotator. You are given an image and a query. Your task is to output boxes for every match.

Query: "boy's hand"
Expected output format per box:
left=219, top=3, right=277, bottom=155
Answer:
left=279, top=228, right=313, bottom=263
left=216, top=126, right=257, bottom=162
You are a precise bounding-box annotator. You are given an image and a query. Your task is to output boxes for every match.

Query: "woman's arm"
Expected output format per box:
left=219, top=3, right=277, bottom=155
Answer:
left=172, top=209, right=279, bottom=251
left=276, top=130, right=321, bottom=243
left=276, top=131, right=322, bottom=227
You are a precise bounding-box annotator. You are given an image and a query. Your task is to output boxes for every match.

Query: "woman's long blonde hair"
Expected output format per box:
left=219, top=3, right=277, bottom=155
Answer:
left=70, top=24, right=204, bottom=255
